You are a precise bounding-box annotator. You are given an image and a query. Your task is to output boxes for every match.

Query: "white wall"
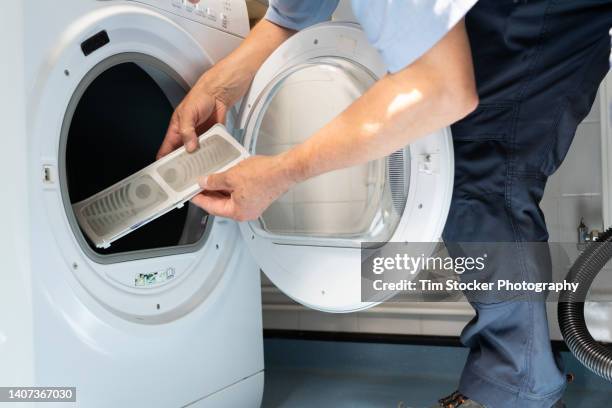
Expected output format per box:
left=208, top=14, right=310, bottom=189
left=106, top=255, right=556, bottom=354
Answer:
left=261, top=74, right=612, bottom=341
left=541, top=86, right=606, bottom=243
left=601, top=73, right=612, bottom=230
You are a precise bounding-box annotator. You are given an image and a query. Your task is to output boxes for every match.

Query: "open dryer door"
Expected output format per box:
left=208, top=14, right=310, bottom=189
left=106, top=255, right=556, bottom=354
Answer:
left=237, top=22, right=455, bottom=313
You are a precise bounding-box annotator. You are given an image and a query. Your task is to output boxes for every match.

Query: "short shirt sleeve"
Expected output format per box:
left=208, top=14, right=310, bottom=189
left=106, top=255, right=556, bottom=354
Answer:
left=265, top=0, right=340, bottom=31
left=351, top=0, right=478, bottom=73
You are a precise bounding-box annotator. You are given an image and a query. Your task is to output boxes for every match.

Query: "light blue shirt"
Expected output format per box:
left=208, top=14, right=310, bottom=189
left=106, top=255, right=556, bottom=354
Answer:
left=265, top=0, right=477, bottom=73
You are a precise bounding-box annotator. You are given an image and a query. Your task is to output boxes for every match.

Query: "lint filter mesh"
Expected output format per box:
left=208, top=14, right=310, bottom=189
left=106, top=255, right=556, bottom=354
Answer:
left=72, top=124, right=249, bottom=248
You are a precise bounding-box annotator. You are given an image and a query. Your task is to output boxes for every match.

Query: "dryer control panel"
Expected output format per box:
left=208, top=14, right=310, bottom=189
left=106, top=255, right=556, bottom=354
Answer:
left=129, top=0, right=250, bottom=37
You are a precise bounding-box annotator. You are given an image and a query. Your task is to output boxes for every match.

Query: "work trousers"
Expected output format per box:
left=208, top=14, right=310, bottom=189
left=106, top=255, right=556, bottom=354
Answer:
left=442, top=1, right=612, bottom=407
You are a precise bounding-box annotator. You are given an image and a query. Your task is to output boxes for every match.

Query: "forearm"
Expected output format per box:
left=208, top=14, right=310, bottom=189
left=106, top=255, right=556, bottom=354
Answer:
left=196, top=19, right=295, bottom=106
left=282, top=20, right=478, bottom=182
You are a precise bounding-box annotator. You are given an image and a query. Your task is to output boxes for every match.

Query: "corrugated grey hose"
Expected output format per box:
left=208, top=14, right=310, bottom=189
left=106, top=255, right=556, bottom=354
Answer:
left=558, top=228, right=612, bottom=381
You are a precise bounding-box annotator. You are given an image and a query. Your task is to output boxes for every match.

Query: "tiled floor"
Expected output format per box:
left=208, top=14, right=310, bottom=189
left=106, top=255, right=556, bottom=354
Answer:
left=262, top=338, right=612, bottom=408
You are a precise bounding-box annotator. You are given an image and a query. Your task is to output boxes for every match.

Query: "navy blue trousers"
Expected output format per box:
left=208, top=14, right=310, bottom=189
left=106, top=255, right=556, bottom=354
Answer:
left=442, top=1, right=612, bottom=407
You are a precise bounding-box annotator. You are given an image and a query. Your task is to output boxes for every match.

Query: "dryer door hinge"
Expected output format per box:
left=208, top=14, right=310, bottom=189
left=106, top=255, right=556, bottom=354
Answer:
left=418, top=153, right=440, bottom=175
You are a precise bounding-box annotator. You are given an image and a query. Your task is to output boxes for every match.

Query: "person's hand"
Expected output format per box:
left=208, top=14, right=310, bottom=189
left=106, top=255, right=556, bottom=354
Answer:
left=156, top=17, right=296, bottom=159
left=191, top=155, right=299, bottom=221
left=156, top=86, right=229, bottom=159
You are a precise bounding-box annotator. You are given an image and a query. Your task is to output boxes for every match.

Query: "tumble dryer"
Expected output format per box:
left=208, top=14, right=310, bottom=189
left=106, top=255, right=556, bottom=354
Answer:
left=4, top=1, right=263, bottom=407
left=1, top=0, right=455, bottom=406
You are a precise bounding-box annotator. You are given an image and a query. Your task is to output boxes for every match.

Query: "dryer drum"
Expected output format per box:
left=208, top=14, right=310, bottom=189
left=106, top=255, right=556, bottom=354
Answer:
left=60, top=54, right=209, bottom=258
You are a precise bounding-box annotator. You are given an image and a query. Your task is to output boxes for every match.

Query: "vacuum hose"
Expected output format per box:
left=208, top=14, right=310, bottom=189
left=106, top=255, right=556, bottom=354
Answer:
left=558, top=228, right=612, bottom=381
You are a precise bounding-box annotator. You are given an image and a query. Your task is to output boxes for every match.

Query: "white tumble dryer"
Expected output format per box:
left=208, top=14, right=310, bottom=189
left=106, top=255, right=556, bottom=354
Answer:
left=1, top=0, right=455, bottom=407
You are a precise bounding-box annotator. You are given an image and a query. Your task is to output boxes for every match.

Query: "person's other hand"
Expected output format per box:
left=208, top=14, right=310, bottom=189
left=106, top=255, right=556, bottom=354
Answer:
left=191, top=155, right=298, bottom=222
left=156, top=86, right=228, bottom=159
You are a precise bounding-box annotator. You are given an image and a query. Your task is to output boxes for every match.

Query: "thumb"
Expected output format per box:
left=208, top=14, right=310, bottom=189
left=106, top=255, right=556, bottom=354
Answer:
left=177, top=97, right=215, bottom=153
left=191, top=192, right=235, bottom=218
left=177, top=111, right=199, bottom=153
left=199, top=172, right=232, bottom=192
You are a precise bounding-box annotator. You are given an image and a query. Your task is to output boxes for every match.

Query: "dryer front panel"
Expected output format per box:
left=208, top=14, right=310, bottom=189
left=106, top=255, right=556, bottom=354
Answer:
left=31, top=4, right=250, bottom=325
left=237, top=23, right=455, bottom=313
left=26, top=4, right=264, bottom=408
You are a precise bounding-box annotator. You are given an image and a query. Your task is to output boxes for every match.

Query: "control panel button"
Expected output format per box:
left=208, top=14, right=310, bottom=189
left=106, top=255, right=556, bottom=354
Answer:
left=171, top=0, right=184, bottom=9
left=185, top=0, right=196, bottom=12
left=206, top=8, right=217, bottom=22
left=220, top=12, right=228, bottom=29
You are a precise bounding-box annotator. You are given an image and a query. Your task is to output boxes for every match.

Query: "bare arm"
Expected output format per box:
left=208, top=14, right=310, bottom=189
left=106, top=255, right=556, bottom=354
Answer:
left=283, top=21, right=477, bottom=181
left=194, top=20, right=478, bottom=221
left=157, top=19, right=295, bottom=158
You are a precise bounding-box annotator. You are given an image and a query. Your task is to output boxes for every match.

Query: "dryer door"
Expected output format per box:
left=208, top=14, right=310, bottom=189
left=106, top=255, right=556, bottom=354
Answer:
left=237, top=22, right=454, bottom=313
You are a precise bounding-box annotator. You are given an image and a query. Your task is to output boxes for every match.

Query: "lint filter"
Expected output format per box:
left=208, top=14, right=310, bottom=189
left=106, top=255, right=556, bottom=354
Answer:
left=72, top=124, right=249, bottom=248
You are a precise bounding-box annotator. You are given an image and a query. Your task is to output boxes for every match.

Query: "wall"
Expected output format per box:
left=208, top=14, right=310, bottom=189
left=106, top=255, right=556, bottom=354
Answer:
left=261, top=74, right=612, bottom=342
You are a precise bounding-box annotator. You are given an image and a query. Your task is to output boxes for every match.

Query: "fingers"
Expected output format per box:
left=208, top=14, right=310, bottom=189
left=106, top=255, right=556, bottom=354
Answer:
left=197, top=102, right=228, bottom=135
left=191, top=192, right=235, bottom=218
left=157, top=114, right=181, bottom=159
left=198, top=172, right=233, bottom=192
left=176, top=108, right=200, bottom=153
left=156, top=109, right=198, bottom=159
left=157, top=93, right=227, bottom=160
